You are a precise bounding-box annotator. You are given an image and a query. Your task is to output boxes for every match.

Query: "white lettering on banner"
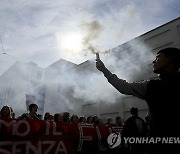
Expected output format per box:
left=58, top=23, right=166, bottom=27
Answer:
left=45, top=121, right=62, bottom=136
left=0, top=120, right=30, bottom=136
left=26, top=141, right=41, bottom=154
left=13, top=120, right=30, bottom=136
left=43, top=141, right=55, bottom=154
left=0, top=141, right=67, bottom=154
left=12, top=141, right=26, bottom=154
left=78, top=124, right=94, bottom=151
left=52, top=122, right=62, bottom=135
left=55, top=141, right=67, bottom=154
left=95, top=126, right=107, bottom=151
left=0, top=141, right=12, bottom=154
left=46, top=121, right=50, bottom=135
left=0, top=120, right=15, bottom=129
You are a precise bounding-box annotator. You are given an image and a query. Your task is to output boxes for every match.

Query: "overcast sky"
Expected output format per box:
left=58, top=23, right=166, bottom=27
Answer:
left=0, top=0, right=179, bottom=75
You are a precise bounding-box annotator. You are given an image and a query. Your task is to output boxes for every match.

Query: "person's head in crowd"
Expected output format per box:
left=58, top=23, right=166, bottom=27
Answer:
left=29, top=104, right=38, bottom=114
left=79, top=116, right=87, bottom=123
left=98, top=118, right=104, bottom=125
left=49, top=115, right=54, bottom=121
left=44, top=112, right=51, bottom=120
left=25, top=103, right=39, bottom=120
left=54, top=113, right=63, bottom=123
left=0, top=106, right=11, bottom=118
left=115, top=116, right=123, bottom=126
left=44, top=112, right=54, bottom=121
left=63, top=112, right=70, bottom=123
left=107, top=117, right=114, bottom=125
left=130, top=107, right=138, bottom=116
left=92, top=115, right=99, bottom=125
left=70, top=114, right=79, bottom=123
left=87, top=116, right=93, bottom=124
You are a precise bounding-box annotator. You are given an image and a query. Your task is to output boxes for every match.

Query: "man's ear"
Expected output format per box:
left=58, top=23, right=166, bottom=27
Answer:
left=168, top=56, right=178, bottom=69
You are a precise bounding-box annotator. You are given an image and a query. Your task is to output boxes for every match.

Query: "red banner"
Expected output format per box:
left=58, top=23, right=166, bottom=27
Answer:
left=0, top=118, right=123, bottom=154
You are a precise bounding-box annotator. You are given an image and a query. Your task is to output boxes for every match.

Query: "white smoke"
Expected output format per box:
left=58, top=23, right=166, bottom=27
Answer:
left=1, top=0, right=172, bottom=117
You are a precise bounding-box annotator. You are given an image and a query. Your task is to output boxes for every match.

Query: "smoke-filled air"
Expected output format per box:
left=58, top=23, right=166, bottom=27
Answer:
left=0, top=0, right=179, bottom=117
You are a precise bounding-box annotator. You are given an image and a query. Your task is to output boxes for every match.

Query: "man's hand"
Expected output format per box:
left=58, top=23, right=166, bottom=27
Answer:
left=96, top=59, right=106, bottom=72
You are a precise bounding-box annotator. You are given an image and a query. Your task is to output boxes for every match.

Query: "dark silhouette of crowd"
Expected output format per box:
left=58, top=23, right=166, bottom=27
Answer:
left=1, top=103, right=152, bottom=153
left=0, top=104, right=125, bottom=126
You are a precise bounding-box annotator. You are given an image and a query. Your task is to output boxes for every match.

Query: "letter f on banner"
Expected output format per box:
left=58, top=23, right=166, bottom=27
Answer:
left=78, top=124, right=94, bottom=151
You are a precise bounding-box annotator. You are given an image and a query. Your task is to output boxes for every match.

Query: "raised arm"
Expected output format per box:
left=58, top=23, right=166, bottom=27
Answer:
left=96, top=59, right=148, bottom=99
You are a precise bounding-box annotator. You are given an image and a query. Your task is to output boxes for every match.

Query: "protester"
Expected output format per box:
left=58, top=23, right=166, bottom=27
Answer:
left=106, top=117, right=114, bottom=126
left=86, top=116, right=93, bottom=124
left=44, top=112, right=54, bottom=121
left=62, top=112, right=70, bottom=123
left=70, top=114, right=79, bottom=123
left=96, top=47, right=180, bottom=153
left=0, top=105, right=12, bottom=118
left=91, top=115, right=99, bottom=125
left=123, top=107, right=148, bottom=137
left=115, top=116, right=124, bottom=127
left=122, top=107, right=148, bottom=154
left=19, top=103, right=40, bottom=120
left=54, top=113, right=63, bottom=123
left=79, top=116, right=87, bottom=123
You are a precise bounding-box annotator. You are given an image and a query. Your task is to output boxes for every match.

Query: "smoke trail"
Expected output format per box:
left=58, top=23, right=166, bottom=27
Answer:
left=80, top=20, right=104, bottom=55
left=82, top=20, right=103, bottom=47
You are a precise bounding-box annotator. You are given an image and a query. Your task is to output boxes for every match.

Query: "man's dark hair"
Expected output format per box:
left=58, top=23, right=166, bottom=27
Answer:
left=157, top=47, right=180, bottom=69
left=29, top=103, right=38, bottom=111
left=63, top=112, right=70, bottom=122
left=130, top=107, right=138, bottom=115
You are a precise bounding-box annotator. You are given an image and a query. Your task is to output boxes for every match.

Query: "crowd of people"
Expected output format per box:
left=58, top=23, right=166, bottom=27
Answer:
left=0, top=103, right=150, bottom=153
left=0, top=104, right=126, bottom=127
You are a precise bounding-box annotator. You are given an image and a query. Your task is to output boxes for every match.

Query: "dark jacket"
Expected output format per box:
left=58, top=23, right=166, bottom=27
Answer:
left=145, top=72, right=180, bottom=137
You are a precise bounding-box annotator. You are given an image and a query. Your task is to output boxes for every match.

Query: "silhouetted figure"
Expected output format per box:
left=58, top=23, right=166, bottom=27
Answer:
left=19, top=103, right=40, bottom=120
left=123, top=107, right=148, bottom=137
left=86, top=116, right=93, bottom=124
left=115, top=116, right=124, bottom=127
left=91, top=115, right=99, bottom=125
left=122, top=107, right=148, bottom=154
left=79, top=116, right=87, bottom=123
left=106, top=117, right=114, bottom=126
left=44, top=112, right=54, bottom=121
left=96, top=47, right=180, bottom=153
left=70, top=114, right=79, bottom=123
left=62, top=112, right=70, bottom=123
left=0, top=106, right=12, bottom=118
left=54, top=113, right=63, bottom=123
